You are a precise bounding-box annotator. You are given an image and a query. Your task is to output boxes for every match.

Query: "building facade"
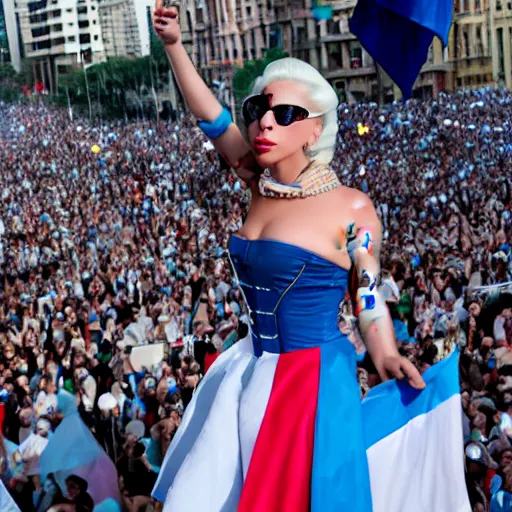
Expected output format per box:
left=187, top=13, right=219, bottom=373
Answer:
left=450, top=0, right=493, bottom=90
left=181, top=0, right=453, bottom=105
left=490, top=0, right=512, bottom=88
left=2, top=0, right=23, bottom=71
left=15, top=0, right=105, bottom=93
left=10, top=0, right=512, bottom=103
left=98, top=0, right=154, bottom=59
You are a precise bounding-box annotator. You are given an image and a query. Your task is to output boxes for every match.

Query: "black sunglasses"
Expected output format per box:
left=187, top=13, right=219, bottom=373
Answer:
left=242, top=93, right=322, bottom=127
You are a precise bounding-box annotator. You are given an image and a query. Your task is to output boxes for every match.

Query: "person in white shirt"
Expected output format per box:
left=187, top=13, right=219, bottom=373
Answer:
left=379, top=269, right=400, bottom=304
left=494, top=307, right=512, bottom=345
left=34, top=378, right=57, bottom=419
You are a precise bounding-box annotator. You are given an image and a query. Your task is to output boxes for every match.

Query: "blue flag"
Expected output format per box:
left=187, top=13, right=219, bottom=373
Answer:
left=349, top=0, right=453, bottom=98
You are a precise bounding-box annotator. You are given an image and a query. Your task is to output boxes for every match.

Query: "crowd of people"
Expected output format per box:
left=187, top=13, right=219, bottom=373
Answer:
left=0, top=86, right=511, bottom=511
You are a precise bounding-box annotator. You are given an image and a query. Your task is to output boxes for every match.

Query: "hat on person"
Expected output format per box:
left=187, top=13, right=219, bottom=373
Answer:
left=125, top=419, right=145, bottom=440
left=465, top=441, right=498, bottom=469
left=75, top=368, right=89, bottom=382
left=144, top=377, right=157, bottom=391
left=229, top=301, right=241, bottom=316
left=98, top=393, right=117, bottom=412
left=36, top=418, right=52, bottom=435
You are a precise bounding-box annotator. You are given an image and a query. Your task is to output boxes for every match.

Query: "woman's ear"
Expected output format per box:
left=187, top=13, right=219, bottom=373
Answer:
left=308, top=122, right=322, bottom=147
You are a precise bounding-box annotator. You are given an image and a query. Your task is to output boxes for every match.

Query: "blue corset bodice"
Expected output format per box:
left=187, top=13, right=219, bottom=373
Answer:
left=228, top=235, right=352, bottom=356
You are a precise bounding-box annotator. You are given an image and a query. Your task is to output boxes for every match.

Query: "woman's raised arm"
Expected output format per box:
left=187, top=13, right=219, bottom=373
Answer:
left=153, top=1, right=259, bottom=182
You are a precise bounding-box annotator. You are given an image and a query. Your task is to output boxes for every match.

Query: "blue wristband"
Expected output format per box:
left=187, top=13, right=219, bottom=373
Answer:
left=198, top=108, right=232, bottom=139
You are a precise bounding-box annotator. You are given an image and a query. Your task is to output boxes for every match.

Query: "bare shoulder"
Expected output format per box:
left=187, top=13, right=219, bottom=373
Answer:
left=334, top=186, right=379, bottom=224
left=333, top=186, right=382, bottom=255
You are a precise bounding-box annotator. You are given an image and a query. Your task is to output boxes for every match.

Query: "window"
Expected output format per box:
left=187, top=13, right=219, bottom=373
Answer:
left=28, top=1, right=46, bottom=13
left=78, top=20, right=89, bottom=29
left=94, top=35, right=99, bottom=40
left=81, top=48, right=92, bottom=64
left=79, top=33, right=91, bottom=44
left=52, top=23, right=63, bottom=32
left=66, top=8, right=72, bottom=12
left=476, top=26, right=484, bottom=56
left=29, top=12, right=47, bottom=23
left=269, top=24, right=280, bottom=49
left=475, top=0, right=481, bottom=10
left=298, top=49, right=310, bottom=62
left=32, top=26, right=50, bottom=38
left=196, top=7, right=204, bottom=24
left=32, top=39, right=51, bottom=50
left=68, top=36, right=76, bottom=42
left=498, top=27, right=504, bottom=73
left=296, top=26, right=305, bottom=45
left=77, top=6, right=87, bottom=14
left=349, top=42, right=363, bottom=68
left=53, top=37, right=64, bottom=45
left=463, top=27, right=470, bottom=57
left=327, top=42, right=343, bottom=70
left=247, top=6, right=252, bottom=19
left=326, top=19, right=341, bottom=35
left=497, top=0, right=503, bottom=10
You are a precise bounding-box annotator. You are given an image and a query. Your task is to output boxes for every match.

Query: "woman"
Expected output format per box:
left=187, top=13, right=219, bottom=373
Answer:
left=152, top=2, right=469, bottom=511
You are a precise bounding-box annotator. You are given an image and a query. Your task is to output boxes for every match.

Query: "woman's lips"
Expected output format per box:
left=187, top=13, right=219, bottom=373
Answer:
left=254, top=138, right=276, bottom=154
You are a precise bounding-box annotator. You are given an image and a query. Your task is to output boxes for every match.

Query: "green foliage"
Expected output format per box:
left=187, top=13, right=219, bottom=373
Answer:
left=58, top=53, right=170, bottom=118
left=15, top=59, right=35, bottom=86
left=0, top=63, right=16, bottom=80
left=0, top=62, right=23, bottom=101
left=232, top=48, right=289, bottom=116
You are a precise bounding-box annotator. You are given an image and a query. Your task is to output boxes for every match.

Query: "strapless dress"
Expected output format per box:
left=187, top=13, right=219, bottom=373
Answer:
left=153, top=236, right=470, bottom=512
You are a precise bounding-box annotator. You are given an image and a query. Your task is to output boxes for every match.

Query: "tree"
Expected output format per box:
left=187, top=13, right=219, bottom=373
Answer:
left=0, top=62, right=22, bottom=102
left=232, top=48, right=289, bottom=117
left=58, top=53, right=171, bottom=120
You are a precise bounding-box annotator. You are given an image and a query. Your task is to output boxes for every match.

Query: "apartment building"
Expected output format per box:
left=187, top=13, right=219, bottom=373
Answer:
left=15, top=0, right=105, bottom=93
left=183, top=0, right=452, bottom=104
left=98, top=0, right=154, bottom=59
left=491, top=0, right=512, bottom=88
left=450, top=0, right=493, bottom=90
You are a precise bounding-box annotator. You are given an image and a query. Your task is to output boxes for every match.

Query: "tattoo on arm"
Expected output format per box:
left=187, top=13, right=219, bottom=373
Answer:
left=342, top=221, right=385, bottom=330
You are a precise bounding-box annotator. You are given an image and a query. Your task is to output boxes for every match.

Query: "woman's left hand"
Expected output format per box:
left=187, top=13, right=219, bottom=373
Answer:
left=375, top=354, right=426, bottom=390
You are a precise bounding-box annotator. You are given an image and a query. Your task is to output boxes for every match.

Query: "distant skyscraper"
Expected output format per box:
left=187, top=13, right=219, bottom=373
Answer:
left=97, top=0, right=154, bottom=59
left=15, top=0, right=105, bottom=93
left=1, top=0, right=23, bottom=71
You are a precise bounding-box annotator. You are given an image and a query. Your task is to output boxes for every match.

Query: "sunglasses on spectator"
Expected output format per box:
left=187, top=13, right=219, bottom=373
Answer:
left=242, top=93, right=323, bottom=127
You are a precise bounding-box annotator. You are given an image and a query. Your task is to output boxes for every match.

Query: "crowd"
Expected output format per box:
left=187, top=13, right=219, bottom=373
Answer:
left=0, top=86, right=510, bottom=511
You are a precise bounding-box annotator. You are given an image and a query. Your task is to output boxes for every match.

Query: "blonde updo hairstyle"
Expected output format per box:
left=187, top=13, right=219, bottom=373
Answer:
left=245, top=57, right=339, bottom=165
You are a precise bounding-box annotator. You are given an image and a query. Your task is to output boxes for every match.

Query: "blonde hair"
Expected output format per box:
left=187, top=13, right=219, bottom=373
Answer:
left=248, top=57, right=339, bottom=164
